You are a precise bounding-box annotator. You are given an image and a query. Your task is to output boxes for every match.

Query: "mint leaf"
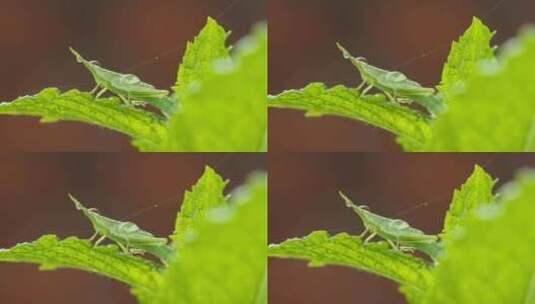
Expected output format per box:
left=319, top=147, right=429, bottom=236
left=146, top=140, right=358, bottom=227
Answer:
left=155, top=173, right=267, bottom=304
left=424, top=27, right=535, bottom=151
left=172, top=166, right=228, bottom=246
left=269, top=231, right=433, bottom=295
left=157, top=24, right=267, bottom=151
left=423, top=170, right=535, bottom=303
left=0, top=235, right=161, bottom=298
left=0, top=88, right=166, bottom=147
left=439, top=17, right=496, bottom=99
left=269, top=83, right=431, bottom=149
left=441, top=165, right=497, bottom=240
left=174, top=17, right=230, bottom=96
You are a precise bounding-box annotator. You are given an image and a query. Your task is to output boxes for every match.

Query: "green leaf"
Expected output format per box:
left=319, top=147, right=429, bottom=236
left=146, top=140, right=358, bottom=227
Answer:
left=441, top=165, right=497, bottom=240
left=156, top=24, right=267, bottom=152
left=439, top=17, right=496, bottom=99
left=0, top=88, right=166, bottom=147
left=254, top=269, right=268, bottom=304
left=0, top=235, right=161, bottom=298
left=269, top=83, right=432, bottom=149
left=155, top=173, right=267, bottom=304
left=423, top=170, right=535, bottom=303
left=174, top=17, right=230, bottom=96
left=269, top=231, right=433, bottom=296
left=423, top=27, right=535, bottom=151
left=172, top=166, right=228, bottom=246
left=400, top=285, right=427, bottom=304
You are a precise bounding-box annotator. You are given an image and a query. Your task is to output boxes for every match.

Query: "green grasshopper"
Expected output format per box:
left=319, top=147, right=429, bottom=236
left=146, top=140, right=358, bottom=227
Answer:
left=336, top=43, right=445, bottom=116
left=339, top=192, right=442, bottom=260
left=69, top=194, right=173, bottom=264
left=69, top=47, right=176, bottom=118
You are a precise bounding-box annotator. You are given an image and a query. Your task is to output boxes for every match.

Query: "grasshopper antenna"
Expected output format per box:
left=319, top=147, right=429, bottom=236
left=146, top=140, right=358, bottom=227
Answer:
left=393, top=0, right=507, bottom=70
left=125, top=0, right=243, bottom=73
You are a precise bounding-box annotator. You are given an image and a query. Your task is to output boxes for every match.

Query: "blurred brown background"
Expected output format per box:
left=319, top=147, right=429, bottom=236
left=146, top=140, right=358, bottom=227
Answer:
left=269, top=0, right=535, bottom=151
left=269, top=153, right=535, bottom=304
left=0, top=0, right=265, bottom=151
left=0, top=153, right=265, bottom=303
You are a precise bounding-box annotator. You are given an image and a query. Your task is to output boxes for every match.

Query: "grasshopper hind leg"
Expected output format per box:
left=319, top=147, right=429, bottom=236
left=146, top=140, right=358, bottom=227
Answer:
left=118, top=94, right=131, bottom=106
left=387, top=239, right=399, bottom=251
left=384, top=91, right=396, bottom=103
left=116, top=241, right=130, bottom=254
left=399, top=246, right=415, bottom=253
left=131, top=100, right=148, bottom=107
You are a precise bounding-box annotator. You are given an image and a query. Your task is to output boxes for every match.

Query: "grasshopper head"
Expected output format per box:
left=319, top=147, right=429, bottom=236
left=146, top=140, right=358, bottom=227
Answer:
left=338, top=191, right=364, bottom=210
left=336, top=43, right=367, bottom=63
left=68, top=193, right=85, bottom=210
left=336, top=43, right=352, bottom=60
left=68, top=47, right=86, bottom=64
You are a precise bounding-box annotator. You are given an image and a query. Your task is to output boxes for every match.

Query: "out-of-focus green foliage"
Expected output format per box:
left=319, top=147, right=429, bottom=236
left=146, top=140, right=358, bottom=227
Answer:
left=441, top=165, right=496, bottom=241
left=173, top=17, right=230, bottom=97
left=438, top=17, right=496, bottom=99
left=157, top=24, right=267, bottom=151
left=172, top=166, right=228, bottom=246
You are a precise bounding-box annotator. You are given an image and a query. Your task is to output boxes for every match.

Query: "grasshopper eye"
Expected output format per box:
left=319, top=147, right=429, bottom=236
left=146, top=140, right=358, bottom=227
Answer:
left=88, top=207, right=100, bottom=213
left=385, top=71, right=407, bottom=82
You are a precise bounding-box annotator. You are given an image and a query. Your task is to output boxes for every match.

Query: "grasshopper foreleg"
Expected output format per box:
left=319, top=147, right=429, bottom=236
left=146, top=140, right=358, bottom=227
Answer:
left=90, top=84, right=100, bottom=95
left=364, top=232, right=377, bottom=244
left=362, top=84, right=373, bottom=95
left=88, top=232, right=98, bottom=242
left=96, top=88, right=108, bottom=99
left=94, top=235, right=107, bottom=247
